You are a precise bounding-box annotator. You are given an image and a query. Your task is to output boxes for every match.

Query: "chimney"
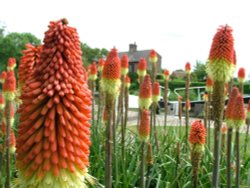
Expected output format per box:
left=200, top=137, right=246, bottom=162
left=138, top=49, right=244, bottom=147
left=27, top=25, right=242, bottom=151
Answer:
left=129, top=42, right=137, bottom=53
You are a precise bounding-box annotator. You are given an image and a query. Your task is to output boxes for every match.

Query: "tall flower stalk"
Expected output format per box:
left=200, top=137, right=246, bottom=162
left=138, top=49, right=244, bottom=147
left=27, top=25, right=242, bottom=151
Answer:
left=101, top=48, right=121, bottom=188
left=225, top=87, right=239, bottom=188
left=232, top=95, right=245, bottom=188
left=3, top=65, right=17, bottom=188
left=96, top=58, right=105, bottom=126
left=149, top=50, right=158, bottom=84
left=88, top=62, right=97, bottom=127
left=16, top=19, right=92, bottom=188
left=178, top=96, right=183, bottom=139
left=138, top=109, right=150, bottom=188
left=189, top=120, right=206, bottom=188
left=152, top=82, right=160, bottom=151
left=205, top=77, right=213, bottom=148
left=206, top=25, right=235, bottom=187
left=163, top=69, right=169, bottom=139
left=185, top=62, right=191, bottom=145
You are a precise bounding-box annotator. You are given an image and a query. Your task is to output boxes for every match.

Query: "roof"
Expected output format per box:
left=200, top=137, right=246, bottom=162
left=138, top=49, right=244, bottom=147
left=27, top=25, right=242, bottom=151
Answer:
left=118, top=50, right=162, bottom=62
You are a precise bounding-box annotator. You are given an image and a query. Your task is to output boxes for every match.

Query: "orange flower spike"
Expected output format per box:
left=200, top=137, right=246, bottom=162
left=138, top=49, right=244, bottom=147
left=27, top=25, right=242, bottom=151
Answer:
left=207, top=25, right=235, bottom=82
left=206, top=77, right=213, bottom=93
left=231, top=94, right=246, bottom=128
left=203, top=93, right=208, bottom=102
left=189, top=120, right=206, bottom=151
left=238, top=67, right=245, bottom=83
left=16, top=19, right=92, bottom=187
left=139, top=109, right=150, bottom=141
left=7, top=57, right=16, bottom=71
left=185, top=62, right=191, bottom=74
left=125, top=75, right=131, bottom=88
left=149, top=49, right=158, bottom=64
left=98, top=58, right=105, bottom=72
left=221, top=123, right=227, bottom=135
left=121, top=54, right=129, bottom=75
left=0, top=94, right=4, bottom=110
left=247, top=100, right=250, bottom=119
left=0, top=71, right=7, bottom=84
left=18, top=44, right=42, bottom=87
left=163, top=69, right=170, bottom=80
left=225, top=87, right=239, bottom=127
left=101, top=48, right=121, bottom=96
left=152, top=82, right=160, bottom=103
left=88, top=62, right=97, bottom=81
left=3, top=71, right=16, bottom=101
left=137, top=58, right=147, bottom=77
left=178, top=96, right=183, bottom=101
left=139, top=75, right=152, bottom=109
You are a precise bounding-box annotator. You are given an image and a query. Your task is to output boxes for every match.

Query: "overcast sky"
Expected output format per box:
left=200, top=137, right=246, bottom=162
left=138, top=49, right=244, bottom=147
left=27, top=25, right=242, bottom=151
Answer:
left=1, top=0, right=249, bottom=77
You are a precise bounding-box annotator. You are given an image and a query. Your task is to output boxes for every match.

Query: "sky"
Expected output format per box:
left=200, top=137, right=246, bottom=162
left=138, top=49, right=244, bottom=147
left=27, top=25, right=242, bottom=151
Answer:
left=1, top=0, right=250, bottom=77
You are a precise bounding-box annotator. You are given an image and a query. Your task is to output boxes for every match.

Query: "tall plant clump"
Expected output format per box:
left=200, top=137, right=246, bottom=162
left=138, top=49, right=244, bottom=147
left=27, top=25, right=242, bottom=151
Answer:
left=100, top=48, right=121, bottom=188
left=184, top=62, right=191, bottom=144
left=16, top=19, right=92, bottom=188
left=224, top=87, right=239, bottom=188
left=206, top=25, right=235, bottom=187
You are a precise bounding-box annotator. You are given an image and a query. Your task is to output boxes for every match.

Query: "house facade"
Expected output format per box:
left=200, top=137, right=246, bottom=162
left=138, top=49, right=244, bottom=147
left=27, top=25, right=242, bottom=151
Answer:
left=118, top=43, right=162, bottom=73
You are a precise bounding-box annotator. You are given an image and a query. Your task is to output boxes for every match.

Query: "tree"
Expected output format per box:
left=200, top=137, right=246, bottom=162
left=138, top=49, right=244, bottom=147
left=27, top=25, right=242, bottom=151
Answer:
left=0, top=32, right=41, bottom=72
left=191, top=60, right=207, bottom=82
left=80, top=43, right=108, bottom=67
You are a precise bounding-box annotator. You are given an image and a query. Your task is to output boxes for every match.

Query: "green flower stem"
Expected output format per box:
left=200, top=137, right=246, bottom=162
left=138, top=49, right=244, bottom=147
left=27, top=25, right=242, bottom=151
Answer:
left=178, top=100, right=182, bottom=139
left=236, top=128, right=240, bottom=188
left=140, top=141, right=146, bottom=188
left=5, top=101, right=12, bottom=188
left=164, top=79, right=169, bottom=141
left=105, top=93, right=115, bottom=188
left=207, top=92, right=212, bottom=149
left=185, top=73, right=190, bottom=145
left=191, top=150, right=203, bottom=188
left=244, top=122, right=250, bottom=155
left=227, top=127, right=233, bottom=188
left=212, top=80, right=225, bottom=188
left=96, top=73, right=103, bottom=127
left=153, top=102, right=159, bottom=152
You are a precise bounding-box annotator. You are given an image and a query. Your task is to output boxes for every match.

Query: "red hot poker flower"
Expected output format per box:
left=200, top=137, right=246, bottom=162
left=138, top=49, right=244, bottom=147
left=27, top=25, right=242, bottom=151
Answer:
left=3, top=71, right=16, bottom=101
left=152, top=82, right=160, bottom=103
left=163, top=69, right=170, bottom=80
left=238, top=67, right=245, bottom=83
left=16, top=19, right=92, bottom=188
left=207, top=25, right=235, bottom=82
left=206, top=77, right=213, bottom=93
left=7, top=57, right=16, bottom=71
left=189, top=120, right=206, bottom=145
left=18, top=44, right=42, bottom=88
left=98, top=58, right=105, bottom=72
left=149, top=50, right=158, bottom=64
left=9, top=129, right=16, bottom=154
left=88, top=62, right=97, bottom=81
left=101, top=48, right=121, bottom=96
left=185, top=62, right=191, bottom=74
left=139, top=75, right=152, bottom=109
left=137, top=58, right=147, bottom=77
left=121, top=54, right=129, bottom=75
left=231, top=94, right=246, bottom=128
left=139, top=109, right=150, bottom=141
left=225, top=87, right=239, bottom=127
left=125, top=75, right=131, bottom=88
left=221, top=123, right=227, bottom=135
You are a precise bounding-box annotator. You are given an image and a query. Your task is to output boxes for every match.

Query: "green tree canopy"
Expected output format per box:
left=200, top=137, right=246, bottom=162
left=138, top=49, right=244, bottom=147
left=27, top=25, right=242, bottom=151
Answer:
left=0, top=31, right=41, bottom=72
left=80, top=43, right=108, bottom=67
left=191, top=60, right=207, bottom=82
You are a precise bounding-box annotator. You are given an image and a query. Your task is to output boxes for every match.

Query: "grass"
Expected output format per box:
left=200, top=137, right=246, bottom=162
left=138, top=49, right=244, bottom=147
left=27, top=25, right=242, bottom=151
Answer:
left=89, top=123, right=250, bottom=187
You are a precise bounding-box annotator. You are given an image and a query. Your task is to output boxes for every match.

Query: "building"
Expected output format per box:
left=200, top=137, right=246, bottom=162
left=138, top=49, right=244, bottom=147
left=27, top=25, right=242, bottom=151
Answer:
left=118, top=43, right=162, bottom=73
